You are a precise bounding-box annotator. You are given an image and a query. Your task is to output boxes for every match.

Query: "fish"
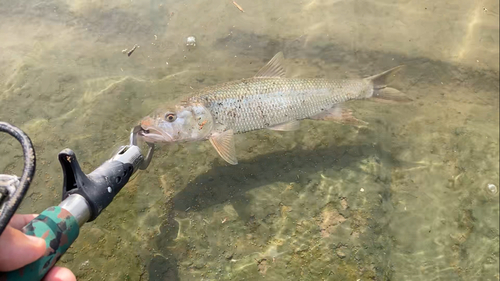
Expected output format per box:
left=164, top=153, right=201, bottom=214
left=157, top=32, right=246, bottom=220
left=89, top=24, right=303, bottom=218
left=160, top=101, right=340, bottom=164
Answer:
left=138, top=52, right=409, bottom=165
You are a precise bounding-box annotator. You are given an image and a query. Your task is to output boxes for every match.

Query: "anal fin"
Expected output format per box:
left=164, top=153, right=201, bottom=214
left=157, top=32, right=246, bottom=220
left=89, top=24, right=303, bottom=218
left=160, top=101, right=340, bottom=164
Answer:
left=310, top=106, right=368, bottom=127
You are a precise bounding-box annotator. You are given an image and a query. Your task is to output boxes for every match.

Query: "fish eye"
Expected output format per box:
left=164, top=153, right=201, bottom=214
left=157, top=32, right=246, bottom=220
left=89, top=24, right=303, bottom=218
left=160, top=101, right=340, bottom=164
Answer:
left=165, top=113, right=177, bottom=122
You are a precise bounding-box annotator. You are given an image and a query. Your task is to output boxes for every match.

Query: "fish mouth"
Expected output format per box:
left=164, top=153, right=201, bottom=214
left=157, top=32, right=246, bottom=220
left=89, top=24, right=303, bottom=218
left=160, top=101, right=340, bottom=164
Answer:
left=138, top=126, right=173, bottom=143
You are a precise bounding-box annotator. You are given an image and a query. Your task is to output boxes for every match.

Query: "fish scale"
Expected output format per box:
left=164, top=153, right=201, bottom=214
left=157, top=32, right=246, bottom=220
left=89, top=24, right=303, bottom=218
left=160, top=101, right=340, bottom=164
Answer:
left=189, top=77, right=371, bottom=133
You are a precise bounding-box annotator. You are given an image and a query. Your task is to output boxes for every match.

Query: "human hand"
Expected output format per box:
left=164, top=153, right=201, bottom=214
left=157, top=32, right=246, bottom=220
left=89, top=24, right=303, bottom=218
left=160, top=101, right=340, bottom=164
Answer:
left=0, top=214, right=76, bottom=281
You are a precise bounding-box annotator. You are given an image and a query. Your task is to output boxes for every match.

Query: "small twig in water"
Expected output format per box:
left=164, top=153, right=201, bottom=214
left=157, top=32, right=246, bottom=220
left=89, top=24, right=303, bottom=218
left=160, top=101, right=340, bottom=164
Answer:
left=232, top=1, right=244, bottom=12
left=127, top=44, right=138, bottom=57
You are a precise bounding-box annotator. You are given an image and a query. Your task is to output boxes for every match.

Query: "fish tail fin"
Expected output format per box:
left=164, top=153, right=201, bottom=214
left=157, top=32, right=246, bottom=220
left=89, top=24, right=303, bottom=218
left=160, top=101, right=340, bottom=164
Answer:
left=365, top=65, right=412, bottom=103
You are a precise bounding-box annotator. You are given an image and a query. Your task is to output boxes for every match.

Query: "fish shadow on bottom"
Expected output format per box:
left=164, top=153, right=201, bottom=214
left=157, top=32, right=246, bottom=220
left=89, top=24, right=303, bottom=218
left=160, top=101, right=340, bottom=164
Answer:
left=146, top=142, right=398, bottom=280
left=148, top=254, right=180, bottom=281
left=148, top=140, right=402, bottom=280
left=171, top=142, right=397, bottom=220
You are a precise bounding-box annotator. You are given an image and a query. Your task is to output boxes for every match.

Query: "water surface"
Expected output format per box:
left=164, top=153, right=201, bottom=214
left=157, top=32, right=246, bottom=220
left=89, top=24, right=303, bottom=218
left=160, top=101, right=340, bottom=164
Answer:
left=0, top=0, right=498, bottom=280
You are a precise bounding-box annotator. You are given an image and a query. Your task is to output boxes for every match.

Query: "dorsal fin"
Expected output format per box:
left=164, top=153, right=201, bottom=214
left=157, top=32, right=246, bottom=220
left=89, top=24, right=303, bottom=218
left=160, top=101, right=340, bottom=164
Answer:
left=254, top=52, right=286, bottom=78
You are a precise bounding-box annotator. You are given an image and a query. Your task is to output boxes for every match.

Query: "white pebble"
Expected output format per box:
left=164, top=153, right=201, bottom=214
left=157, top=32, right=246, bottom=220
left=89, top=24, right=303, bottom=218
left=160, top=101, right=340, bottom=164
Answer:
left=486, top=184, right=498, bottom=195
left=186, top=36, right=196, bottom=47
left=360, top=188, right=365, bottom=192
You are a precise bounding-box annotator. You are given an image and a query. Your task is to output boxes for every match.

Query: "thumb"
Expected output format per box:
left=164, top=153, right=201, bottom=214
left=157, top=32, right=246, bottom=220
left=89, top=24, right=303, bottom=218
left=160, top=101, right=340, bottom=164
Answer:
left=0, top=225, right=46, bottom=272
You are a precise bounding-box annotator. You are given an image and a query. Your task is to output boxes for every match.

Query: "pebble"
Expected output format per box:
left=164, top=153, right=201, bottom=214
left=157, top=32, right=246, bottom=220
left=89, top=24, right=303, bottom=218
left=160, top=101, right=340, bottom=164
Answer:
left=186, top=36, right=196, bottom=47
left=486, top=184, right=498, bottom=195
left=336, top=248, right=346, bottom=259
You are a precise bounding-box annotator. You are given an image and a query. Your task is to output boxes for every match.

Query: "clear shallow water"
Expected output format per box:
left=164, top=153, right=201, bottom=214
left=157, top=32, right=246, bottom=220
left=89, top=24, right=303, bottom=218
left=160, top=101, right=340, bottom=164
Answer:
left=0, top=0, right=498, bottom=280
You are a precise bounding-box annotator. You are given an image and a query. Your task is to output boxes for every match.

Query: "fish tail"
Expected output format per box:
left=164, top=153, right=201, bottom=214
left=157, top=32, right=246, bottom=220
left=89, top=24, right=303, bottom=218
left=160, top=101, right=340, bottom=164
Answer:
left=364, top=65, right=412, bottom=103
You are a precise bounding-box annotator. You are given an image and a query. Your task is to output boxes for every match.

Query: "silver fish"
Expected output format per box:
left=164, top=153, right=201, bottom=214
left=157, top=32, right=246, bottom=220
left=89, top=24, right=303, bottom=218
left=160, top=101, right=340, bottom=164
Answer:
left=139, top=52, right=407, bottom=165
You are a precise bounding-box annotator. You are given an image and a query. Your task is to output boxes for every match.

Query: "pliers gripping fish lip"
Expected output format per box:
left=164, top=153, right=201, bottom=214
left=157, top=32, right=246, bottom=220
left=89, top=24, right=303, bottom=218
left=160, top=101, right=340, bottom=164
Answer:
left=130, top=125, right=154, bottom=170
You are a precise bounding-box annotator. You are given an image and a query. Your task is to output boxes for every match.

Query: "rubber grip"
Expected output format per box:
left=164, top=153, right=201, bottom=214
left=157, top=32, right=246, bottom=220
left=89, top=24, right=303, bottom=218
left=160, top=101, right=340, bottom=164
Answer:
left=0, top=206, right=79, bottom=280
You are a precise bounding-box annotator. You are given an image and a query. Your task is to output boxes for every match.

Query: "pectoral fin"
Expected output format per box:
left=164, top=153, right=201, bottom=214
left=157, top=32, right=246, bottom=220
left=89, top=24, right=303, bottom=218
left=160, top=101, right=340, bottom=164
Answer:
left=310, top=106, right=368, bottom=126
left=268, top=120, right=300, bottom=131
left=209, top=130, right=238, bottom=165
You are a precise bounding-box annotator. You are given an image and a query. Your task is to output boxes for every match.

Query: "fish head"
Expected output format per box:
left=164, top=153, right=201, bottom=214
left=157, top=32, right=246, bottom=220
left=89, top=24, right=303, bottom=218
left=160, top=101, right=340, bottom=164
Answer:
left=139, top=102, right=213, bottom=143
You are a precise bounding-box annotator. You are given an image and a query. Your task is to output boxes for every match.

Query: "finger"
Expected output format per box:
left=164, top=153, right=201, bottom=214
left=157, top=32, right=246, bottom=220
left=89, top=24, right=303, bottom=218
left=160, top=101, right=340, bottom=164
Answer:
left=9, top=214, right=39, bottom=230
left=42, top=266, right=77, bottom=281
left=0, top=225, right=46, bottom=271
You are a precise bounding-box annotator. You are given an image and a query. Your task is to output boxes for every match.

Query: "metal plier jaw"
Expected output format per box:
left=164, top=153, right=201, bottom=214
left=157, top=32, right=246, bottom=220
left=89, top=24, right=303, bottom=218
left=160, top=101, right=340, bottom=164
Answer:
left=56, top=125, right=155, bottom=222
left=130, top=125, right=154, bottom=170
